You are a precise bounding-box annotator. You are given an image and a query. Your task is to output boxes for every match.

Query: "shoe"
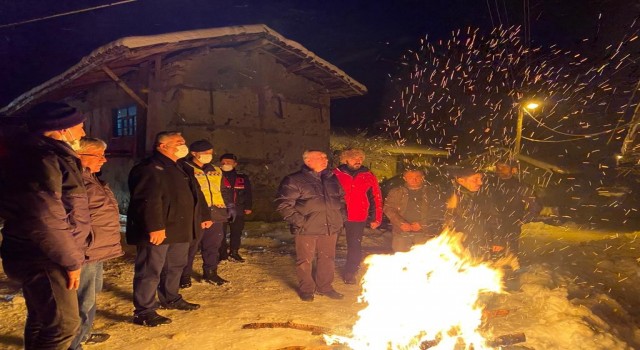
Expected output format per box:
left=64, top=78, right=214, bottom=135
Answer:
left=85, top=333, right=110, bottom=344
left=343, top=272, right=357, bottom=285
left=133, top=312, right=172, bottom=327
left=228, top=250, right=245, bottom=263
left=159, top=299, right=200, bottom=311
left=299, top=292, right=314, bottom=302
left=317, top=290, right=344, bottom=300
left=203, top=268, right=229, bottom=286
left=179, top=276, right=192, bottom=289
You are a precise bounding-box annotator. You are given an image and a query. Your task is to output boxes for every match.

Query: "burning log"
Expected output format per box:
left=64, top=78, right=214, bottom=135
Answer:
left=481, top=308, right=510, bottom=320
left=420, top=332, right=526, bottom=349
left=242, top=321, right=332, bottom=335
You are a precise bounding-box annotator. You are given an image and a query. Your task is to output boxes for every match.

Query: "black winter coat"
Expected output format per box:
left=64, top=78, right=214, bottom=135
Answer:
left=0, top=134, right=91, bottom=272
left=126, top=152, right=202, bottom=245
left=222, top=170, right=252, bottom=213
left=275, top=166, right=346, bottom=235
left=83, top=170, right=124, bottom=263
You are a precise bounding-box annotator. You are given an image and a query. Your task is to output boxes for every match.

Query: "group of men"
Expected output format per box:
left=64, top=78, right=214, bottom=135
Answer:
left=0, top=102, right=252, bottom=349
left=276, top=149, right=539, bottom=301
left=0, top=101, right=539, bottom=348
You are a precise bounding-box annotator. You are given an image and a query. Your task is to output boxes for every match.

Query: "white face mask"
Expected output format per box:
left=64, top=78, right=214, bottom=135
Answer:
left=174, top=145, right=189, bottom=159
left=197, top=154, right=213, bottom=164
left=221, top=164, right=234, bottom=171
left=62, top=130, right=81, bottom=151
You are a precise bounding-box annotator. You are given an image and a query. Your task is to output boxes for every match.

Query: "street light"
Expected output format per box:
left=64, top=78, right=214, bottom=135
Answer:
left=514, top=101, right=540, bottom=156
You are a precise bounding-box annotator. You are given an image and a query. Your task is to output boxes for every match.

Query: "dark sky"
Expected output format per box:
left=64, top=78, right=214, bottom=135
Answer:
left=0, top=0, right=636, bottom=129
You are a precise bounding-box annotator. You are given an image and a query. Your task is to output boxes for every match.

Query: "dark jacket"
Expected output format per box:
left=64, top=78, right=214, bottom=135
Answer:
left=447, top=185, right=503, bottom=256
left=275, top=166, right=346, bottom=235
left=488, top=175, right=541, bottom=230
left=222, top=169, right=252, bottom=213
left=0, top=134, right=90, bottom=271
left=126, top=152, right=201, bottom=245
left=383, top=185, right=444, bottom=235
left=83, top=169, right=124, bottom=263
left=333, top=165, right=383, bottom=223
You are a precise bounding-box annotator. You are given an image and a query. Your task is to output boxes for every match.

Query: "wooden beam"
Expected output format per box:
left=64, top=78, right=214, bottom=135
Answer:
left=101, top=66, right=148, bottom=109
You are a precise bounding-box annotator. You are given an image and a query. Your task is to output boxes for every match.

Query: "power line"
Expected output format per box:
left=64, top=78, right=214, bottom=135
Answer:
left=0, top=0, right=137, bottom=29
left=524, top=109, right=632, bottom=138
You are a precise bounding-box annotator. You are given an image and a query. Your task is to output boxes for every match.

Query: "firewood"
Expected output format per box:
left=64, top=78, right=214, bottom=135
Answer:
left=420, top=332, right=526, bottom=349
left=242, top=321, right=332, bottom=335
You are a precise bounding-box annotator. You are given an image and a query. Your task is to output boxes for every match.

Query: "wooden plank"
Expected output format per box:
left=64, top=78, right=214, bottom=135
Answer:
left=101, top=66, right=148, bottom=109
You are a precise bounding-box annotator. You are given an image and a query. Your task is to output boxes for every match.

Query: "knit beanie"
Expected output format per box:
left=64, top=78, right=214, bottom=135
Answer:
left=189, top=139, right=213, bottom=152
left=26, top=102, right=85, bottom=133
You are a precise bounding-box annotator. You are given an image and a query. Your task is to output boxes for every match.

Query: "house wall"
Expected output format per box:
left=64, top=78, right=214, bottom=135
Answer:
left=67, top=47, right=331, bottom=220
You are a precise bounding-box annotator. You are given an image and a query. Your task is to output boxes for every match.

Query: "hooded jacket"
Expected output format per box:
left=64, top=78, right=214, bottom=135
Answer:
left=275, top=166, right=346, bottom=235
left=0, top=134, right=90, bottom=271
left=333, top=164, right=382, bottom=223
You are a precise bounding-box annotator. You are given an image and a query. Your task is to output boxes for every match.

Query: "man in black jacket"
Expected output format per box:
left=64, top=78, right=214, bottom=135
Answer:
left=275, top=150, right=346, bottom=301
left=219, top=153, right=252, bottom=262
left=0, top=102, right=90, bottom=350
left=127, top=131, right=210, bottom=327
left=446, top=166, right=503, bottom=260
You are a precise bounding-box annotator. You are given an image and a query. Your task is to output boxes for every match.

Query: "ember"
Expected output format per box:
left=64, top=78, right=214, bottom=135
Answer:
left=325, top=231, right=505, bottom=350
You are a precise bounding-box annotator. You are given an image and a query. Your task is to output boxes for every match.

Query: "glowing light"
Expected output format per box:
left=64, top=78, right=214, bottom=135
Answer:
left=325, top=231, right=507, bottom=350
left=524, top=102, right=539, bottom=110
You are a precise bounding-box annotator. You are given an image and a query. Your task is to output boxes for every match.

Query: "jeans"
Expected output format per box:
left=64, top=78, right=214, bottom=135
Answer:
left=69, top=262, right=103, bottom=350
left=3, top=261, right=80, bottom=350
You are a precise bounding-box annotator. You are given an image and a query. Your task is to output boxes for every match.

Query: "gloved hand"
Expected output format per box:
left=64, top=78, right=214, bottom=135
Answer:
left=226, top=204, right=237, bottom=223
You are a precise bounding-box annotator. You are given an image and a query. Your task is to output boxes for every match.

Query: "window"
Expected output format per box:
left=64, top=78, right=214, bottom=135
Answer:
left=112, top=105, right=137, bottom=137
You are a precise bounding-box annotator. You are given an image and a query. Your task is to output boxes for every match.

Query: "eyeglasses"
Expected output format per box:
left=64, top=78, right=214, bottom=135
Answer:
left=79, top=153, right=107, bottom=159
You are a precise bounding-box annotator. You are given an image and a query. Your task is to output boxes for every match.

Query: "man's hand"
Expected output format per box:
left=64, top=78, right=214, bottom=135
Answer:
left=201, top=220, right=213, bottom=229
left=399, top=222, right=412, bottom=232
left=227, top=205, right=237, bottom=223
left=67, top=269, right=81, bottom=290
left=244, top=209, right=252, bottom=215
left=410, top=222, right=422, bottom=232
left=149, top=229, right=166, bottom=245
left=370, top=221, right=381, bottom=229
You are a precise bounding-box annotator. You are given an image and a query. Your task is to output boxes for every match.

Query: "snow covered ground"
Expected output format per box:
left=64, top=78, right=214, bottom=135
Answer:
left=1, top=221, right=640, bottom=349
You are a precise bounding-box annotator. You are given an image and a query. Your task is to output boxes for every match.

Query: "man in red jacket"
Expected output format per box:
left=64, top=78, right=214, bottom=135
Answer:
left=333, top=149, right=383, bottom=284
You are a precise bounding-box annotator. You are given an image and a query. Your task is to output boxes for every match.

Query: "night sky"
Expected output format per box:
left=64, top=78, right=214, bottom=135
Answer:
left=0, top=0, right=636, bottom=132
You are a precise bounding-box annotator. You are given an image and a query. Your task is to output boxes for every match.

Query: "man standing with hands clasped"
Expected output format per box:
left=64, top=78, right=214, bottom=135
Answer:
left=127, top=131, right=210, bottom=327
left=333, top=149, right=383, bottom=284
left=276, top=150, right=346, bottom=301
left=384, top=168, right=442, bottom=252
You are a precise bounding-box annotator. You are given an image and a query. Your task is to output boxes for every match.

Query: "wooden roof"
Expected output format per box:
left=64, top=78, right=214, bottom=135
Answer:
left=1, top=24, right=367, bottom=115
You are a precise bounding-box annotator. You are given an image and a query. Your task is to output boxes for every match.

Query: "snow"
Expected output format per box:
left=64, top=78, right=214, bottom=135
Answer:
left=1, top=221, right=640, bottom=349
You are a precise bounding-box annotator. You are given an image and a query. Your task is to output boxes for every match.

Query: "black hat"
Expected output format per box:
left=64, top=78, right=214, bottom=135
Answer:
left=219, top=153, right=237, bottom=161
left=26, top=102, right=86, bottom=133
left=189, top=139, right=213, bottom=152
left=220, top=153, right=238, bottom=162
left=448, top=165, right=480, bottom=179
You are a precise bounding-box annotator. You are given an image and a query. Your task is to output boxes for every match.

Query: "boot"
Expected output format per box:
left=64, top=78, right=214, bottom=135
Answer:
left=179, top=275, right=192, bottom=289
left=228, top=250, right=245, bottom=263
left=203, top=268, right=228, bottom=286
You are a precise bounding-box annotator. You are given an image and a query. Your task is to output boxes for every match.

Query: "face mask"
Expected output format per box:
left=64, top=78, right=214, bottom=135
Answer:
left=197, top=154, right=213, bottom=164
left=174, top=145, right=189, bottom=159
left=221, top=164, right=234, bottom=171
left=62, top=130, right=81, bottom=151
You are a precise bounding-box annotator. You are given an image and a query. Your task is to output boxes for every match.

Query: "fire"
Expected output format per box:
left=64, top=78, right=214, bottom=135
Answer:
left=326, top=230, right=505, bottom=350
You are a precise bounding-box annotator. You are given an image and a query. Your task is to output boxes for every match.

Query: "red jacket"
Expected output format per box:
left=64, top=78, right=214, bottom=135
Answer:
left=333, top=165, right=383, bottom=223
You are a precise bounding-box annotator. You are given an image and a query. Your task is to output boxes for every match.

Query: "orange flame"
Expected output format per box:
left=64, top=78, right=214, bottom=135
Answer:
left=326, top=230, right=505, bottom=349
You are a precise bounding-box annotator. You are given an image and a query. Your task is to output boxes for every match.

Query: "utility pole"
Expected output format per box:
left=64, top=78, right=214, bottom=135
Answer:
left=514, top=107, right=524, bottom=156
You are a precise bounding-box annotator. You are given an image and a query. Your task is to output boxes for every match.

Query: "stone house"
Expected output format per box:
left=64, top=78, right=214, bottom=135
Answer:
left=1, top=25, right=367, bottom=220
